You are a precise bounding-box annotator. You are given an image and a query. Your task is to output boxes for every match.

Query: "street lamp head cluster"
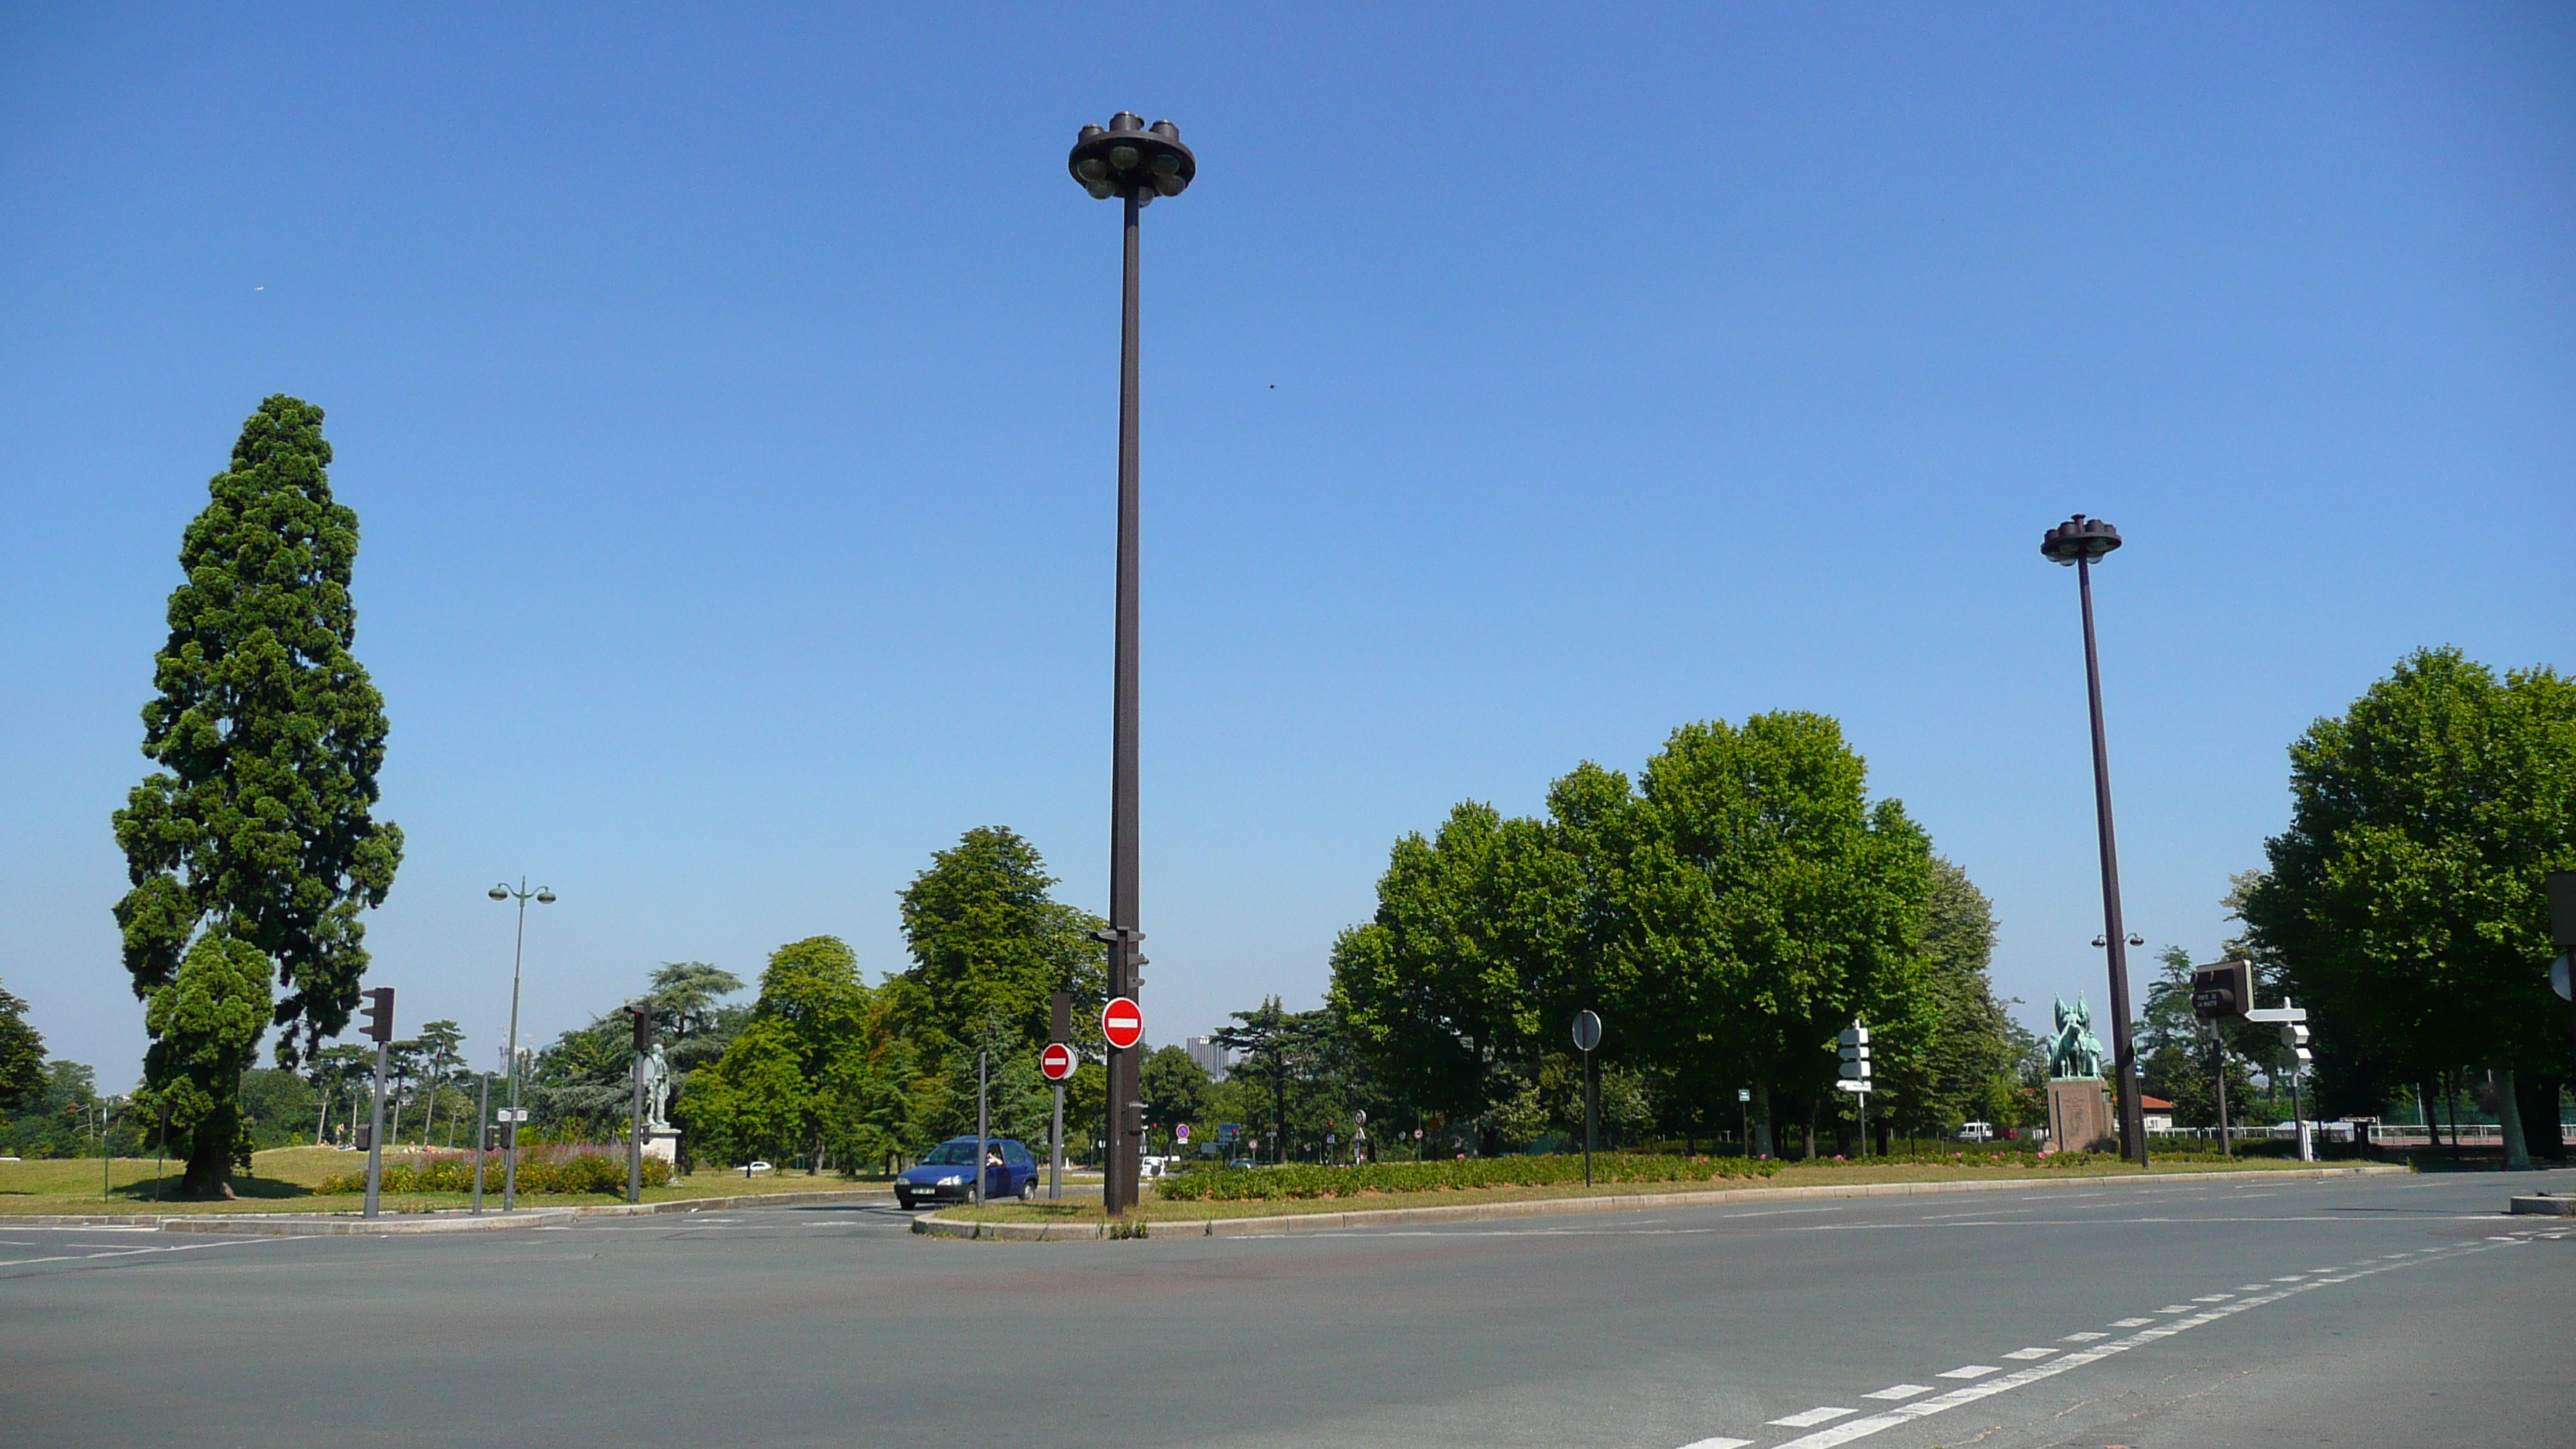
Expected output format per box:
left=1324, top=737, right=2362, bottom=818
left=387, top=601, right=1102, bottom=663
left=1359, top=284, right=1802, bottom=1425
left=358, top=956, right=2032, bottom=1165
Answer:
left=2040, top=513, right=2122, bottom=566
left=1068, top=112, right=1194, bottom=204
left=488, top=883, right=555, bottom=903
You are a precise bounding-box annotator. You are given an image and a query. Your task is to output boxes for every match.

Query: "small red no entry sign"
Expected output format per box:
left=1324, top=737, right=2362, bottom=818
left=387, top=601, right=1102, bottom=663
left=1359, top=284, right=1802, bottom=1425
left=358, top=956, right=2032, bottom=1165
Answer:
left=1040, top=1041, right=1077, bottom=1081
left=1101, top=996, right=1144, bottom=1050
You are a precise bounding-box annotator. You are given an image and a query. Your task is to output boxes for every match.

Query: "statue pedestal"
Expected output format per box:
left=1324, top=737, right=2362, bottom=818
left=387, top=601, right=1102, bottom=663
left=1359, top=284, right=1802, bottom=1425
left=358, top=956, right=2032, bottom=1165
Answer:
left=642, top=1129, right=680, bottom=1164
left=2047, top=1078, right=2116, bottom=1154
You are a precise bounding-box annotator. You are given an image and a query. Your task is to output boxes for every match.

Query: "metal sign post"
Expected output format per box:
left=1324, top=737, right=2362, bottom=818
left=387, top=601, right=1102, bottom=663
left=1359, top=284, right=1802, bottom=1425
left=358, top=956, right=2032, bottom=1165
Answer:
left=361, top=988, right=394, bottom=1220
left=1572, top=1010, right=1603, bottom=1186
left=471, top=1070, right=491, bottom=1215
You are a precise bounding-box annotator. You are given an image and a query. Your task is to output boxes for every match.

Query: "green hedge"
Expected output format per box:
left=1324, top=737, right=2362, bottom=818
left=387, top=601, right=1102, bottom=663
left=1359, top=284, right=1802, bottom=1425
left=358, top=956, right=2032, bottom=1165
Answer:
left=1153, top=1153, right=1780, bottom=1202
left=318, top=1149, right=670, bottom=1196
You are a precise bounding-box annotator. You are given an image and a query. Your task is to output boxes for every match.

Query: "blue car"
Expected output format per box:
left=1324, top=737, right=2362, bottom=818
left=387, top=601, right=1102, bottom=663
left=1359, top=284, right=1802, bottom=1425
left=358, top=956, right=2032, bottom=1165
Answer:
left=895, top=1137, right=1039, bottom=1209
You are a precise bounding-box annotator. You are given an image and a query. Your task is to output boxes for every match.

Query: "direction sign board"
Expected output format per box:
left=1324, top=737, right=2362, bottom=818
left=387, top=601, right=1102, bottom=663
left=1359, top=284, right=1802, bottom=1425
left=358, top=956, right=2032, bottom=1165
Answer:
left=1040, top=1042, right=1077, bottom=1081
left=1101, top=997, right=1144, bottom=1050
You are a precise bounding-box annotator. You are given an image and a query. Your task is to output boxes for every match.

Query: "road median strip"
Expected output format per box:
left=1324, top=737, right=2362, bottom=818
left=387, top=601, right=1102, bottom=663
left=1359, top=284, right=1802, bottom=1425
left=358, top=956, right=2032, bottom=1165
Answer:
left=909, top=1163, right=2404, bottom=1241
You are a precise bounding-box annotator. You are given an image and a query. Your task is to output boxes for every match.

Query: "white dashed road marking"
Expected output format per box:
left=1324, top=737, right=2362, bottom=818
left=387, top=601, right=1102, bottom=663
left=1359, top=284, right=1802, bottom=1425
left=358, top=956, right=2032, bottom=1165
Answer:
left=1860, top=1386, right=1933, bottom=1402
left=1749, top=1238, right=2519, bottom=1449
left=1934, top=1365, right=1999, bottom=1379
left=2000, top=1348, right=2054, bottom=1360
left=1767, top=1409, right=1855, bottom=1428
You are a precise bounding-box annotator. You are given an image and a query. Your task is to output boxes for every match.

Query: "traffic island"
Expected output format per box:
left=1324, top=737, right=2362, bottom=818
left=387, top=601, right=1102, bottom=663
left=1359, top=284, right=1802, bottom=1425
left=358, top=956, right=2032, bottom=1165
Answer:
left=913, top=1162, right=2406, bottom=1241
left=2506, top=1192, right=2576, bottom=1216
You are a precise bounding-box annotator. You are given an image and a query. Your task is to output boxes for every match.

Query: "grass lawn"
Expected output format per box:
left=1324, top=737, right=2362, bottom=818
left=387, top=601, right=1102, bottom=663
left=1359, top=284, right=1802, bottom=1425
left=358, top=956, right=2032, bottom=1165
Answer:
left=0, top=1146, right=894, bottom=1216
left=944, top=1153, right=2366, bottom=1226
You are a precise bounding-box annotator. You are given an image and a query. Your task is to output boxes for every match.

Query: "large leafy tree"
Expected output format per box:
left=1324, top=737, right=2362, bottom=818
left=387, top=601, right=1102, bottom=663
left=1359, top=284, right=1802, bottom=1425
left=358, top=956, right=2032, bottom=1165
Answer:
left=111, top=397, right=402, bottom=1194
left=1872, top=858, right=2023, bottom=1136
left=890, top=827, right=1108, bottom=1095
left=1632, top=714, right=1935, bottom=1156
left=2239, top=649, right=2574, bottom=1159
left=686, top=937, right=926, bottom=1171
left=0, top=981, right=46, bottom=1110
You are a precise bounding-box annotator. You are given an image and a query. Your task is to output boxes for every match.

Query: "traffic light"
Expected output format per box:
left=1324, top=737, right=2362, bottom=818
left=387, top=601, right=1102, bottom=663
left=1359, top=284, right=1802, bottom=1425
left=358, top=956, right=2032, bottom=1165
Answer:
left=629, top=1003, right=654, bottom=1053
left=360, top=987, right=395, bottom=1043
left=354, top=1123, right=373, bottom=1151
left=481, top=1124, right=499, bottom=1153
left=2280, top=1021, right=2312, bottom=1068
left=1838, top=1025, right=1871, bottom=1081
left=2192, top=961, right=2252, bottom=1021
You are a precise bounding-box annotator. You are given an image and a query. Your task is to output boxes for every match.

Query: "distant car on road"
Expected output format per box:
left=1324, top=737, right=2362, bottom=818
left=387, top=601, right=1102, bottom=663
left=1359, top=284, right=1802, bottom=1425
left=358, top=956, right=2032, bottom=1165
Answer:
left=1957, top=1122, right=1995, bottom=1142
left=1225, top=1157, right=1256, bottom=1170
left=895, top=1137, right=1038, bottom=1210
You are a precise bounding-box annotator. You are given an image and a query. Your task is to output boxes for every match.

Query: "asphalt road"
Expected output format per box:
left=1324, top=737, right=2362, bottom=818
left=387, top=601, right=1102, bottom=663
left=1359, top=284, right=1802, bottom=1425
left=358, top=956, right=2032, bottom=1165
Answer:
left=5, top=1166, right=2571, bottom=1448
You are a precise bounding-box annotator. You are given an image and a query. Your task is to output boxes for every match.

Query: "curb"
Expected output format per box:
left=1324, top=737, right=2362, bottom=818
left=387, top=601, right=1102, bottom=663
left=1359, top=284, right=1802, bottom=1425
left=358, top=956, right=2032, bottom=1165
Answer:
left=159, top=1210, right=580, bottom=1236
left=2507, top=1194, right=2576, bottom=1217
left=4, top=1187, right=895, bottom=1236
left=910, top=1163, right=2408, bottom=1242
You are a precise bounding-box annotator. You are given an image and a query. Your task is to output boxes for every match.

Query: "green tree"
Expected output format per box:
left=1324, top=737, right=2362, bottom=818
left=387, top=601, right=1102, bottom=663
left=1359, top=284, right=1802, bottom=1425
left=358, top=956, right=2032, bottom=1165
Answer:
left=2239, top=649, right=2574, bottom=1165
left=413, top=1019, right=465, bottom=1146
left=0, top=981, right=44, bottom=1109
left=646, top=962, right=747, bottom=1067
left=892, top=827, right=1108, bottom=1085
left=138, top=933, right=273, bottom=1193
left=1631, top=714, right=1935, bottom=1156
left=1872, top=859, right=2024, bottom=1136
left=1139, top=1044, right=1211, bottom=1139
left=684, top=937, right=891, bottom=1170
left=109, top=397, right=403, bottom=1194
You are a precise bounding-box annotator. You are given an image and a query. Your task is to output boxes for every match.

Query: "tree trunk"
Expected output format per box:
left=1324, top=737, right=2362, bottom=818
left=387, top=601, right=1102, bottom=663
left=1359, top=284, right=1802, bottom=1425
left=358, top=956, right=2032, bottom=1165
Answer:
left=180, top=1125, right=235, bottom=1199
left=2496, top=1068, right=2532, bottom=1171
left=2516, top=1075, right=2565, bottom=1162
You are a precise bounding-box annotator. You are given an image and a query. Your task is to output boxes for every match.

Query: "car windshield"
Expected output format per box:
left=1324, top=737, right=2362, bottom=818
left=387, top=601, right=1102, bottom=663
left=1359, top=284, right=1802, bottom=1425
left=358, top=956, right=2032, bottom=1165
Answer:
left=920, top=1142, right=981, bottom=1166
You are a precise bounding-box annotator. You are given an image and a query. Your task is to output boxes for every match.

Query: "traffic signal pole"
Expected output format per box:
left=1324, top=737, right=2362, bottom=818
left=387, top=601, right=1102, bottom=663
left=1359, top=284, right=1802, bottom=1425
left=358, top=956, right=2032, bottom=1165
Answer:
left=360, top=986, right=394, bottom=1219
left=363, top=1039, right=389, bottom=1219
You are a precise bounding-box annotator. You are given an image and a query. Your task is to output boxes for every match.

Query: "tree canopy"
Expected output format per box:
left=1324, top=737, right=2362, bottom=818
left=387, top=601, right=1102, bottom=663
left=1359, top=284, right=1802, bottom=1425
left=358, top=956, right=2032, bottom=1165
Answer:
left=109, top=397, right=402, bottom=1194
left=0, top=981, right=45, bottom=1110
left=2239, top=648, right=2574, bottom=1135
left=1331, top=714, right=1961, bottom=1156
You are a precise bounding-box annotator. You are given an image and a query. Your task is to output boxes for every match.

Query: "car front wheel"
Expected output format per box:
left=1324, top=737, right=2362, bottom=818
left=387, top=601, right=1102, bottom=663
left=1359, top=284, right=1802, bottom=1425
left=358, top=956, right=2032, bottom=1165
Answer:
left=1018, top=1176, right=1037, bottom=1202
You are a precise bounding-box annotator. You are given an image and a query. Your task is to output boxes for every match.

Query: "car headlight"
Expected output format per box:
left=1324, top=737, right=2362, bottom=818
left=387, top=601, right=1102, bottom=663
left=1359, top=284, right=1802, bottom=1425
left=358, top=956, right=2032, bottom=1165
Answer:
left=937, top=1174, right=964, bottom=1186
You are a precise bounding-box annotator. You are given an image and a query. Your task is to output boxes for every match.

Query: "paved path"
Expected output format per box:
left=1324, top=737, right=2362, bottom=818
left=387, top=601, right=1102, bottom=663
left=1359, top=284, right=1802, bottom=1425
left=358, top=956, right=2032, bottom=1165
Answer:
left=5, top=1167, right=2569, bottom=1447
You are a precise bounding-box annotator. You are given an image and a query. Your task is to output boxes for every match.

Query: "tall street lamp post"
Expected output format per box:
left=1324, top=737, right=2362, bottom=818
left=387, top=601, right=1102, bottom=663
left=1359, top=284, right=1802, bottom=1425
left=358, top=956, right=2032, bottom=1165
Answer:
left=2040, top=514, right=2149, bottom=1168
left=488, top=878, right=556, bottom=1209
left=1067, top=111, right=1196, bottom=1216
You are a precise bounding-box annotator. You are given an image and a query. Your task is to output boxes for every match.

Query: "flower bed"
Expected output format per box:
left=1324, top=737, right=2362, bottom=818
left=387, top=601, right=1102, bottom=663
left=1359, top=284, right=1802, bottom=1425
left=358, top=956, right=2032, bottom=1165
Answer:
left=317, top=1146, right=670, bottom=1195
left=1153, top=1153, right=1778, bottom=1202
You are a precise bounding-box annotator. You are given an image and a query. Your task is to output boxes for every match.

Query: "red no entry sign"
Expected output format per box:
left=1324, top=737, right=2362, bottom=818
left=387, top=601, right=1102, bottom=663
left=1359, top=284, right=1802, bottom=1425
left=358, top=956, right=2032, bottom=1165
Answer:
left=1101, top=996, right=1144, bottom=1050
left=1039, top=1042, right=1077, bottom=1081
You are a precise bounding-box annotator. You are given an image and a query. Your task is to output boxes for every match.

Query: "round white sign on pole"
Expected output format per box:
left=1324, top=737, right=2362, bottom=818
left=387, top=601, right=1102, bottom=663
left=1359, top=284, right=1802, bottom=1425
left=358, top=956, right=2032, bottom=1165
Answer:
left=1572, top=1009, right=1603, bottom=1053
left=1040, top=1042, right=1077, bottom=1081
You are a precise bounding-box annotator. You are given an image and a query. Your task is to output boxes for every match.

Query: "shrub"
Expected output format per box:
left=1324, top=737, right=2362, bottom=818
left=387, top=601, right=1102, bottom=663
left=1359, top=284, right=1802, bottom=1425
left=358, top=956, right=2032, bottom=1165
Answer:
left=317, top=1146, right=671, bottom=1196
left=1153, top=1152, right=1778, bottom=1202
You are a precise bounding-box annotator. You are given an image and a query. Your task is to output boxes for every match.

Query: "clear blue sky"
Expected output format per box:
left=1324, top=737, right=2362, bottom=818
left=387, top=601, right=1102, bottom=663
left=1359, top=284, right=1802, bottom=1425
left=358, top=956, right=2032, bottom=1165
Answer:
left=3, top=6, right=2567, bottom=1088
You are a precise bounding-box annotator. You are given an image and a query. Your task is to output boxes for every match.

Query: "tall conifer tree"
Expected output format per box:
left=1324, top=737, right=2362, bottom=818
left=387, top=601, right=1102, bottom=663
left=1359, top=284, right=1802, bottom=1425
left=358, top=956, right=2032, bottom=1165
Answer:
left=113, top=396, right=402, bottom=1195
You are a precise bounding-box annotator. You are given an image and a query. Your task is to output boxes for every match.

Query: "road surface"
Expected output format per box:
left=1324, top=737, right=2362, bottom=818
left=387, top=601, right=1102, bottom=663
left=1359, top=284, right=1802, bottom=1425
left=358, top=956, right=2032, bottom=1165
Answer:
left=5, top=1166, right=2569, bottom=1447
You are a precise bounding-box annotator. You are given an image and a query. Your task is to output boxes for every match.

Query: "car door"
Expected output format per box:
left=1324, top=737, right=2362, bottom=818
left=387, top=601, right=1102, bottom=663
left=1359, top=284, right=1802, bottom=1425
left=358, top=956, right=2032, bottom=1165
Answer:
left=1002, top=1141, right=1033, bottom=1194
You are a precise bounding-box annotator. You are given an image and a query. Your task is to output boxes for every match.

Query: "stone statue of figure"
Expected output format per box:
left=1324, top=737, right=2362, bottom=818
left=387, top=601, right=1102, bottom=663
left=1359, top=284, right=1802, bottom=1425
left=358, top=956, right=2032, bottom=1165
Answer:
left=642, top=1044, right=673, bottom=1130
left=2048, top=995, right=2108, bottom=1080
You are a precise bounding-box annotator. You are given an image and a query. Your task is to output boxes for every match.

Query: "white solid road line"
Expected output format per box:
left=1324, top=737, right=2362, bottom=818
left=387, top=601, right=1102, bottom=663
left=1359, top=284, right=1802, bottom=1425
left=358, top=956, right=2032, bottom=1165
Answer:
left=1749, top=1239, right=2506, bottom=1449
left=1766, top=1409, right=1855, bottom=1428
left=0, top=1235, right=287, bottom=1270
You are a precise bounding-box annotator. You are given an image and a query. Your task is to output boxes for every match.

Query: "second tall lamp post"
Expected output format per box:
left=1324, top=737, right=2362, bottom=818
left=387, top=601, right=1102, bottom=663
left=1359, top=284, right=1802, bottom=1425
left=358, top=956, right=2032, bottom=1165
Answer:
left=488, top=878, right=555, bottom=1210
left=2040, top=514, right=2150, bottom=1169
left=1067, top=113, right=1196, bottom=1217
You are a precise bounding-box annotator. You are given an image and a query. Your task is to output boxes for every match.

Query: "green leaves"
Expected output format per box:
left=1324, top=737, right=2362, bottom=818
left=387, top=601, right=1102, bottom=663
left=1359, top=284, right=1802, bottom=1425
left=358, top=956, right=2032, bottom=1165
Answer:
left=111, top=396, right=403, bottom=1076
left=2242, top=648, right=2575, bottom=1105
left=892, top=827, right=1108, bottom=1075
left=0, top=981, right=44, bottom=1110
left=1331, top=712, right=1954, bottom=1153
left=139, top=933, right=276, bottom=1193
